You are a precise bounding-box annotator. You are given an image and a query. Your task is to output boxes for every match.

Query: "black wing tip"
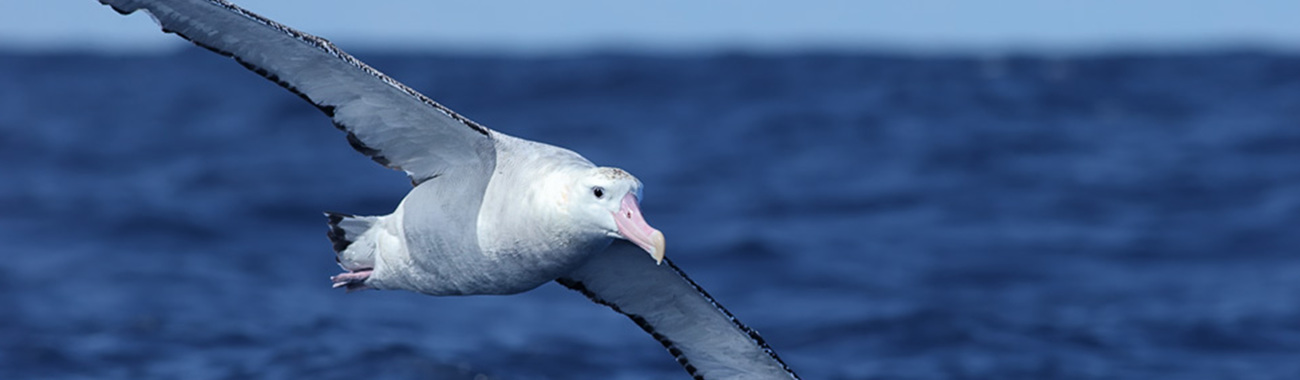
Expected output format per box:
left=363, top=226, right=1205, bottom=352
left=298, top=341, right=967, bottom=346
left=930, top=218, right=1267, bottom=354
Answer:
left=98, top=0, right=136, bottom=15
left=106, top=6, right=133, bottom=16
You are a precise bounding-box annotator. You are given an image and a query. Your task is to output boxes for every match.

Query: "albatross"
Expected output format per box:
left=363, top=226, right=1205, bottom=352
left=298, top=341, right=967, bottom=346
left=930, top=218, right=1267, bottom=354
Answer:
left=100, top=0, right=799, bottom=378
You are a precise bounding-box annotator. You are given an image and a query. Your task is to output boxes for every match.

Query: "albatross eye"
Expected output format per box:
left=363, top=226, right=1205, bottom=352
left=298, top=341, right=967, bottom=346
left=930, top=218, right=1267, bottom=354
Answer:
left=592, top=186, right=605, bottom=199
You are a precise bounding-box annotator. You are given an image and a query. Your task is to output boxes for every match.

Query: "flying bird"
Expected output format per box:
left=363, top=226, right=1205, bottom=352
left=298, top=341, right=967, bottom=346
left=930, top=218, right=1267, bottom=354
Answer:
left=99, top=0, right=799, bottom=378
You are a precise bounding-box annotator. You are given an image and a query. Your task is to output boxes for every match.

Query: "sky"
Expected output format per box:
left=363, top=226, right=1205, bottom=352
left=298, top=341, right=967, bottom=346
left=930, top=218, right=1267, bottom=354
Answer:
left=3, top=1, right=1300, bottom=55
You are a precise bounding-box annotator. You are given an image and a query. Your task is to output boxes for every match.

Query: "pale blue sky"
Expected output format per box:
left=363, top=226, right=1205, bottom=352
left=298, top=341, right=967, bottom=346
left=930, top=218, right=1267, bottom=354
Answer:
left=3, top=1, right=1300, bottom=54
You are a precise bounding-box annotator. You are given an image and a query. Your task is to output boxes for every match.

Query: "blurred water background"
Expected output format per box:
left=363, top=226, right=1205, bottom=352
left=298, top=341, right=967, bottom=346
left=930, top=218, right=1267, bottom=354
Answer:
left=2, top=49, right=1300, bottom=379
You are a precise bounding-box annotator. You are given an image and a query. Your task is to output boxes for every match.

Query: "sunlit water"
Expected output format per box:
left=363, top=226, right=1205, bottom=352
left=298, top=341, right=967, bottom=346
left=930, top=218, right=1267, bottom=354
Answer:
left=2, top=51, right=1299, bottom=379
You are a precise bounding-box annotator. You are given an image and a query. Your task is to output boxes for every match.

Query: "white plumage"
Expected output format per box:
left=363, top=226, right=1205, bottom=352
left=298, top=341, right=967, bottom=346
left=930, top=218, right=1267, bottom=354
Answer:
left=100, top=0, right=798, bottom=378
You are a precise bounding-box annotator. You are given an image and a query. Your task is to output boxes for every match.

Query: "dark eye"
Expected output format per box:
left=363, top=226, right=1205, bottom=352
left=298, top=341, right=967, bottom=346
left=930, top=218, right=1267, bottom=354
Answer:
left=592, top=186, right=605, bottom=199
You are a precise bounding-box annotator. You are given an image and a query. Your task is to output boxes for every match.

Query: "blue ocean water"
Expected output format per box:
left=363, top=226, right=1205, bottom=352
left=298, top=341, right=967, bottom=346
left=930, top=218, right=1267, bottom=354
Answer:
left=2, top=50, right=1299, bottom=379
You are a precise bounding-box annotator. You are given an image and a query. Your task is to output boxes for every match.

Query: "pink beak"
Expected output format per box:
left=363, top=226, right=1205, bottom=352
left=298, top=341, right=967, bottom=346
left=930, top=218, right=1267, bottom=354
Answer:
left=613, top=193, right=666, bottom=264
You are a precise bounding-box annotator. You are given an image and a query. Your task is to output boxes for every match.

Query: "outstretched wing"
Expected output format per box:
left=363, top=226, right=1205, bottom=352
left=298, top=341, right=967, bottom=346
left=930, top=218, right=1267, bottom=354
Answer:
left=101, top=0, right=495, bottom=184
left=558, top=241, right=800, bottom=380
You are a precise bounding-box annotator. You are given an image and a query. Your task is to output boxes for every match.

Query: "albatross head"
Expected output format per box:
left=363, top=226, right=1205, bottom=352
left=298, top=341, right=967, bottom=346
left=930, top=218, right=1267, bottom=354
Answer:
left=569, top=167, right=666, bottom=264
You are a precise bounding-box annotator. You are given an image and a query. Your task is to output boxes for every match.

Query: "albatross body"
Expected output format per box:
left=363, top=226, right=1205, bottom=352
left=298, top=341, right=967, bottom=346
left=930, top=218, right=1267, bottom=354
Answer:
left=328, top=133, right=661, bottom=296
left=100, top=0, right=798, bottom=378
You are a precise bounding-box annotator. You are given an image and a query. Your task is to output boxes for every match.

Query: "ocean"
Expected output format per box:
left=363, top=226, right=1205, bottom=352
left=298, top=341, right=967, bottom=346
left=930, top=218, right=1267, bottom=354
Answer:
left=2, top=50, right=1299, bottom=379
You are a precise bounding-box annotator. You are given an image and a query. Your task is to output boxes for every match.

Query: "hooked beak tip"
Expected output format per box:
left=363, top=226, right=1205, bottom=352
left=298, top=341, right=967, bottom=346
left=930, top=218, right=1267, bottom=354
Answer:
left=649, top=230, right=666, bottom=265
left=613, top=193, right=667, bottom=265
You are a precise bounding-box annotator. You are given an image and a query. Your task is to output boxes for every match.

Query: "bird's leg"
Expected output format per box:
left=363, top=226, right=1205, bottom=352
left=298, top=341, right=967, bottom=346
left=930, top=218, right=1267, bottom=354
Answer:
left=331, top=269, right=373, bottom=292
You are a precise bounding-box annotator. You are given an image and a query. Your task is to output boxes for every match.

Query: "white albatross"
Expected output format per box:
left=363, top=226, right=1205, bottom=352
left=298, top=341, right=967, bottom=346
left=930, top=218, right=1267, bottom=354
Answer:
left=100, top=0, right=800, bottom=378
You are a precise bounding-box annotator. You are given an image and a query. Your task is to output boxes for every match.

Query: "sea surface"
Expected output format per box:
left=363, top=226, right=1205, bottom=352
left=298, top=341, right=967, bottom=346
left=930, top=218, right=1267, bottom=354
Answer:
left=2, top=50, right=1299, bottom=380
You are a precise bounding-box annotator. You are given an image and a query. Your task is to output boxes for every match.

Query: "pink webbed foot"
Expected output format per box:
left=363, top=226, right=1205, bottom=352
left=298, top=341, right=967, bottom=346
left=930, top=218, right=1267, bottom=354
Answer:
left=331, top=269, right=373, bottom=292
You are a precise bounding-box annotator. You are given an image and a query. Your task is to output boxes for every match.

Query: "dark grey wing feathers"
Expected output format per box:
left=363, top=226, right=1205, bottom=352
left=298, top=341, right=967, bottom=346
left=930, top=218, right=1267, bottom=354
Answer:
left=101, top=0, right=493, bottom=184
left=558, top=241, right=800, bottom=380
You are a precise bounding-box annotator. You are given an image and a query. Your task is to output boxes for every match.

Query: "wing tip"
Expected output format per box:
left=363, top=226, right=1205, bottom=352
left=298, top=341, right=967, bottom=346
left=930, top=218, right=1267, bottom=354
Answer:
left=101, top=0, right=493, bottom=183
left=98, top=0, right=135, bottom=15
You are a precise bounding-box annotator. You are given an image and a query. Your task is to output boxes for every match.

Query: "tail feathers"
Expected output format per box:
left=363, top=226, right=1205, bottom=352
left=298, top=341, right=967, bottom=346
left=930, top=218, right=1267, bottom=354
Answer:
left=325, top=211, right=381, bottom=272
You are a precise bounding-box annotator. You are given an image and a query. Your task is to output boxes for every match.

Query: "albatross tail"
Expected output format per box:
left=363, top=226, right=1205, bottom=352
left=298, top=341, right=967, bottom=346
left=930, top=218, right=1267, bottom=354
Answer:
left=325, top=212, right=381, bottom=290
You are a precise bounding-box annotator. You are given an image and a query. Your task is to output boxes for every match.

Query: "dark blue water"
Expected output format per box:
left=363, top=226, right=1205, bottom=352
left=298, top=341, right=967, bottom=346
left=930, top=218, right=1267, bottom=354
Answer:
left=2, top=50, right=1300, bottom=379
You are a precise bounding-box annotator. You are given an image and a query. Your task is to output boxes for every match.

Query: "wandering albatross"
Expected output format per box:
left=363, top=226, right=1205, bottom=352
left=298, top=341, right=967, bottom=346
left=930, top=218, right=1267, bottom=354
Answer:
left=99, top=0, right=800, bottom=378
